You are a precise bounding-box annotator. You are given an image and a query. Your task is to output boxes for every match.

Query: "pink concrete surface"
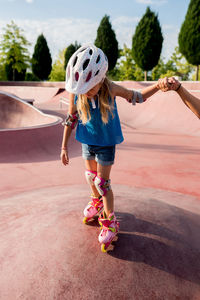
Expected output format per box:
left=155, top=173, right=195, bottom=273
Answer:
left=0, top=82, right=200, bottom=300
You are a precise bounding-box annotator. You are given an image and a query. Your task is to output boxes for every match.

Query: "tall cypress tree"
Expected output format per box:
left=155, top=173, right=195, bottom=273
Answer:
left=32, top=34, right=52, bottom=80
left=95, top=15, right=118, bottom=71
left=132, top=7, right=163, bottom=80
left=64, top=41, right=81, bottom=70
left=178, top=0, right=200, bottom=80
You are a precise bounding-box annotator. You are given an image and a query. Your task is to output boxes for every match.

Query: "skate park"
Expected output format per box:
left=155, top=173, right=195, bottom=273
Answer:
left=0, top=81, right=200, bottom=300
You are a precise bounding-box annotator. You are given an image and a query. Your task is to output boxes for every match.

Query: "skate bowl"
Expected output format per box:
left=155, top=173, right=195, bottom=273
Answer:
left=0, top=91, right=62, bottom=130
left=0, top=82, right=200, bottom=300
left=0, top=91, right=65, bottom=163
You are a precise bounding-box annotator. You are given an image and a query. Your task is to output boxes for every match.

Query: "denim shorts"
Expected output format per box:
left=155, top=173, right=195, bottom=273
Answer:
left=82, top=144, right=116, bottom=166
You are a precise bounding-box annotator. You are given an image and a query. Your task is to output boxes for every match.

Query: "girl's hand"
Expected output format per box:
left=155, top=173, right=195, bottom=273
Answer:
left=60, top=148, right=69, bottom=165
left=157, top=77, right=170, bottom=92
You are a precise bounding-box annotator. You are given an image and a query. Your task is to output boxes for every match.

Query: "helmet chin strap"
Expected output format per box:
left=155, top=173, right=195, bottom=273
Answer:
left=91, top=94, right=99, bottom=109
left=91, top=98, right=96, bottom=109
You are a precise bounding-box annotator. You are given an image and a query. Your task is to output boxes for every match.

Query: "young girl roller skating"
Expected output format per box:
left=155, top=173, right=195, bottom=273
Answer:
left=61, top=43, right=163, bottom=252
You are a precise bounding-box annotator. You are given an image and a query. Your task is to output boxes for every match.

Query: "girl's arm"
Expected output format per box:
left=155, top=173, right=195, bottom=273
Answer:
left=110, top=81, right=161, bottom=103
left=60, top=93, right=77, bottom=165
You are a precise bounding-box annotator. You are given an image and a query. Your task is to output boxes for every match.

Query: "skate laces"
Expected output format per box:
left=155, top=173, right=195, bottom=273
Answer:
left=99, top=213, right=117, bottom=233
left=88, top=195, right=103, bottom=211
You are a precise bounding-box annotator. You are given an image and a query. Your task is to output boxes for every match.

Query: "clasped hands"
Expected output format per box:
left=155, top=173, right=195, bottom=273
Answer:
left=157, top=76, right=181, bottom=92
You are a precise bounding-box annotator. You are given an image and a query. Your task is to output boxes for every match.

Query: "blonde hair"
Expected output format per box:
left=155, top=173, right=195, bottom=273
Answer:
left=76, top=77, right=114, bottom=124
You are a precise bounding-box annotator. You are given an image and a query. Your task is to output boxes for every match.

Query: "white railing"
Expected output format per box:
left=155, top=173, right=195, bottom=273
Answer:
left=59, top=97, right=69, bottom=109
left=188, top=90, right=200, bottom=92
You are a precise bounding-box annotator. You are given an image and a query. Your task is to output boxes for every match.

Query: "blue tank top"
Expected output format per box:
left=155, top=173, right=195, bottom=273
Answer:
left=74, top=95, right=124, bottom=146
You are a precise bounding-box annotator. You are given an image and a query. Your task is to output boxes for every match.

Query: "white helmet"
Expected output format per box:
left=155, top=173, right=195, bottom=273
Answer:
left=65, top=43, right=108, bottom=94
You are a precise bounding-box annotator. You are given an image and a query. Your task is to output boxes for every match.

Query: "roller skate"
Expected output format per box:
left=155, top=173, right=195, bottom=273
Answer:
left=98, top=211, right=119, bottom=252
left=83, top=195, right=104, bottom=224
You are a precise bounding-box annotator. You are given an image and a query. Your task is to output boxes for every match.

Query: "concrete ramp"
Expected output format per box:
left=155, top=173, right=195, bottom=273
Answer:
left=0, top=91, right=61, bottom=130
left=0, top=83, right=61, bottom=104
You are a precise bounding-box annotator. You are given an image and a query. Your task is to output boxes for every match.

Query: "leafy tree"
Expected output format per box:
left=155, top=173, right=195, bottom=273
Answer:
left=49, top=49, right=66, bottom=81
left=0, top=21, right=30, bottom=81
left=0, top=57, right=7, bottom=81
left=32, top=34, right=52, bottom=80
left=25, top=72, right=40, bottom=81
left=170, top=46, right=194, bottom=80
left=192, top=68, right=200, bottom=81
left=95, top=15, right=118, bottom=71
left=109, top=45, right=144, bottom=81
left=134, top=66, right=144, bottom=81
left=107, top=68, right=121, bottom=81
left=5, top=61, right=26, bottom=81
left=117, top=45, right=136, bottom=80
left=152, top=58, right=176, bottom=80
left=152, top=58, right=166, bottom=80
left=178, top=0, right=200, bottom=80
left=152, top=47, right=194, bottom=80
left=64, top=41, right=81, bottom=70
left=116, top=44, right=144, bottom=81
left=132, top=7, right=163, bottom=80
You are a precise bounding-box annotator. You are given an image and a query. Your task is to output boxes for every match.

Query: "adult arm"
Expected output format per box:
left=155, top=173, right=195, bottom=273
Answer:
left=177, top=86, right=200, bottom=119
left=166, top=77, right=200, bottom=119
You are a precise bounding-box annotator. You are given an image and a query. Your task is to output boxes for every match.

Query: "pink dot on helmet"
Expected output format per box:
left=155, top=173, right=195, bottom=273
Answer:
left=86, top=71, right=92, bottom=82
left=75, top=72, right=79, bottom=81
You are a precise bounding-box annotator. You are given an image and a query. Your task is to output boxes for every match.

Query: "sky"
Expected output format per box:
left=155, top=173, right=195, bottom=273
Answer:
left=0, top=0, right=191, bottom=63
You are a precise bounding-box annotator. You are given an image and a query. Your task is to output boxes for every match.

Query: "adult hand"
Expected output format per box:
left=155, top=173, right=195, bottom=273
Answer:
left=168, top=77, right=181, bottom=91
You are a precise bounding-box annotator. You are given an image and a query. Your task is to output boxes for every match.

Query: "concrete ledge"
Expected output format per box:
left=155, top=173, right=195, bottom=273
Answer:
left=0, top=81, right=200, bottom=90
left=0, top=81, right=65, bottom=88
